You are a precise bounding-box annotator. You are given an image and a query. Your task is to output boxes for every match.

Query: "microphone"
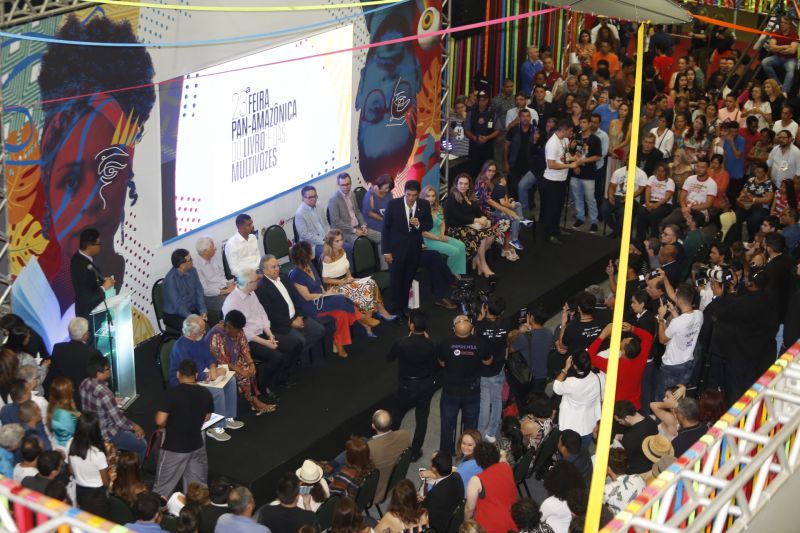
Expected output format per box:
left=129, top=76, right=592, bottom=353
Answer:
left=87, top=263, right=104, bottom=284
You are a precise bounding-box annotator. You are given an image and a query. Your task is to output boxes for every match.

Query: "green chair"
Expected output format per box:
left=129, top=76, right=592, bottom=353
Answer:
left=354, top=186, right=367, bottom=210
left=382, top=448, right=412, bottom=503
left=160, top=513, right=178, bottom=533
left=316, top=495, right=340, bottom=531
left=263, top=224, right=293, bottom=275
left=158, top=336, right=177, bottom=388
left=106, top=494, right=134, bottom=525
left=531, top=429, right=561, bottom=481
left=513, top=446, right=537, bottom=497
left=445, top=499, right=465, bottom=533
left=151, top=278, right=182, bottom=339
left=355, top=470, right=380, bottom=518
left=351, top=236, right=389, bottom=289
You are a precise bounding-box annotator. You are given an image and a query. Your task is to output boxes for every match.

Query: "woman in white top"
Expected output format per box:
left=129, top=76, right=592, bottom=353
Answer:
left=540, top=461, right=586, bottom=533
left=742, top=84, right=772, bottom=130
left=650, top=115, right=675, bottom=159
left=68, top=412, right=110, bottom=508
left=552, top=351, right=605, bottom=442
left=321, top=229, right=395, bottom=336
left=641, top=162, right=676, bottom=238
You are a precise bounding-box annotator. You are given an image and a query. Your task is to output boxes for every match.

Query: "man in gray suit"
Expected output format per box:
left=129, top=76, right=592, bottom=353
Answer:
left=327, top=173, right=382, bottom=245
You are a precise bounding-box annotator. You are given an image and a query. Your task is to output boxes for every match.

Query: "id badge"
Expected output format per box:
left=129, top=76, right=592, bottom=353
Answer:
left=488, top=121, right=494, bottom=129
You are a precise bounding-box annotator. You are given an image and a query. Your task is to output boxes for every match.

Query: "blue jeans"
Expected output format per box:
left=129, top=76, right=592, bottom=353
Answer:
left=639, top=360, right=657, bottom=416
left=762, top=54, right=798, bottom=93
left=110, top=430, right=147, bottom=460
left=569, top=178, right=598, bottom=224
left=656, top=360, right=695, bottom=400
left=478, top=373, right=505, bottom=439
left=439, top=392, right=480, bottom=455
left=208, top=380, right=238, bottom=428
left=496, top=204, right=525, bottom=241
left=518, top=171, right=537, bottom=209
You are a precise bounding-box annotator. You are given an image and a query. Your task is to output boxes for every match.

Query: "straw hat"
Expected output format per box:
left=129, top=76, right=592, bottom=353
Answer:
left=642, top=435, right=674, bottom=464
left=296, top=460, right=323, bottom=484
left=651, top=455, right=677, bottom=477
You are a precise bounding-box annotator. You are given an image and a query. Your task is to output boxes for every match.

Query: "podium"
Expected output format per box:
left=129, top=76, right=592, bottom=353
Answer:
left=90, top=292, right=137, bottom=408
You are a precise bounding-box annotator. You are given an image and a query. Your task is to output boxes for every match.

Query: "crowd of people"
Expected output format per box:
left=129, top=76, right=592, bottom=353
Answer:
left=2, top=12, right=800, bottom=533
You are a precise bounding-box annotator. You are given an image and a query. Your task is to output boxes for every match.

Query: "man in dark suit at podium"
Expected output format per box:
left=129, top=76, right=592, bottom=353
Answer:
left=42, top=317, right=99, bottom=410
left=381, top=180, right=433, bottom=316
left=255, top=255, right=330, bottom=363
left=71, top=228, right=115, bottom=320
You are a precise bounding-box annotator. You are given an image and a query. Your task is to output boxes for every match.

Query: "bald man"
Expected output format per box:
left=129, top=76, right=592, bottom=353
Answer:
left=367, top=410, right=410, bottom=505
left=438, top=315, right=492, bottom=454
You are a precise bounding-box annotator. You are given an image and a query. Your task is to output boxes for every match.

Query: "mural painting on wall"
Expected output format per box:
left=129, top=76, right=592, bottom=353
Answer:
left=4, top=7, right=157, bottom=349
left=356, top=0, right=442, bottom=193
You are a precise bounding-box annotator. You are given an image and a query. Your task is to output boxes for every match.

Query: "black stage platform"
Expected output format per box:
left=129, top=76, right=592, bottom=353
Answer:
left=126, top=226, right=614, bottom=505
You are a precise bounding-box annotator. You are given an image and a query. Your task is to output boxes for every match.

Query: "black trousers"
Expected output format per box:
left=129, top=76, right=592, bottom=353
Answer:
left=419, top=250, right=455, bottom=300
left=389, top=250, right=421, bottom=313
left=538, top=178, right=567, bottom=238
left=249, top=334, right=290, bottom=390
left=392, top=376, right=437, bottom=454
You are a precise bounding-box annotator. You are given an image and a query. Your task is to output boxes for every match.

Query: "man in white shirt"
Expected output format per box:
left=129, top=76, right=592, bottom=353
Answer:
left=541, top=119, right=580, bottom=244
left=194, top=236, right=235, bottom=324
left=767, top=129, right=800, bottom=187
left=771, top=106, right=799, bottom=140
left=225, top=214, right=261, bottom=278
left=504, top=92, right=539, bottom=131
left=600, top=164, right=648, bottom=238
left=656, top=284, right=703, bottom=398
left=254, top=255, right=328, bottom=365
left=222, top=269, right=294, bottom=394
left=660, top=157, right=717, bottom=230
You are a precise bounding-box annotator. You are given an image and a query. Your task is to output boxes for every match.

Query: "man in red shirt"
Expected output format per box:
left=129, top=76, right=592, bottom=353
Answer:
left=740, top=116, right=761, bottom=169
left=587, top=322, right=652, bottom=409
left=592, top=40, right=621, bottom=76
left=652, top=44, right=674, bottom=87
left=761, top=15, right=799, bottom=93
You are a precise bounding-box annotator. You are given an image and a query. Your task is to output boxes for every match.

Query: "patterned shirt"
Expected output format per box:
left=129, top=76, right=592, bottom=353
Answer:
left=604, top=474, right=646, bottom=514
left=79, top=377, right=132, bottom=439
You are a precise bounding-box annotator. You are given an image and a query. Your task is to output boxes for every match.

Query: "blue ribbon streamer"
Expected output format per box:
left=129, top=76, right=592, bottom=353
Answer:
left=0, top=0, right=409, bottom=48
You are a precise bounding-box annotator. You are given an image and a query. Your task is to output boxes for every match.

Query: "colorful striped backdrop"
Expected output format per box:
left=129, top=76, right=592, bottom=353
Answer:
left=448, top=0, right=575, bottom=104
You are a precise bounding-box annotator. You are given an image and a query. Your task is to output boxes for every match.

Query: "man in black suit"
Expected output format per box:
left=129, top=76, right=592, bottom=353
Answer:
left=381, top=180, right=433, bottom=316
left=421, top=452, right=464, bottom=533
left=70, top=228, right=115, bottom=320
left=764, top=233, right=795, bottom=351
left=42, top=317, right=99, bottom=409
left=255, top=255, right=330, bottom=363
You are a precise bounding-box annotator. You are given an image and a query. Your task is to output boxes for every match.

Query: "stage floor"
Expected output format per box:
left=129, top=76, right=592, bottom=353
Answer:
left=127, top=224, right=615, bottom=504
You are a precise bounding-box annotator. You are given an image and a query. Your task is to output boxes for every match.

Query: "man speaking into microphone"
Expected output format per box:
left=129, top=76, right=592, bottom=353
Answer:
left=71, top=228, right=116, bottom=321
left=382, top=180, right=433, bottom=317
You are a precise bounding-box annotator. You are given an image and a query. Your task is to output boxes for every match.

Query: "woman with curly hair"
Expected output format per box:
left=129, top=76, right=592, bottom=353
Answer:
left=375, top=479, right=429, bottom=533
left=38, top=15, right=155, bottom=303
left=0, top=349, right=19, bottom=406
left=512, top=498, right=554, bottom=533
left=464, top=442, right=517, bottom=533
left=46, top=376, right=79, bottom=453
left=540, top=461, right=586, bottom=533
left=321, top=229, right=395, bottom=336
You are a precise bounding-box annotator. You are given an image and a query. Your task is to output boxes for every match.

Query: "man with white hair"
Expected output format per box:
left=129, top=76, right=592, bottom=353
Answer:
left=222, top=269, right=293, bottom=397
left=169, top=315, right=243, bottom=442
left=194, top=236, right=235, bottom=324
left=0, top=424, right=25, bottom=478
left=42, top=317, right=99, bottom=409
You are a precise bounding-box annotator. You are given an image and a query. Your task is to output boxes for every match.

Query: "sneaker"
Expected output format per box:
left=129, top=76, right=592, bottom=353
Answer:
left=206, top=428, right=231, bottom=442
left=590, top=223, right=598, bottom=233
left=548, top=236, right=563, bottom=245
left=519, top=218, right=534, bottom=227
left=572, top=219, right=584, bottom=228
left=226, top=418, right=244, bottom=430
left=484, top=435, right=497, bottom=444
left=509, top=239, right=524, bottom=251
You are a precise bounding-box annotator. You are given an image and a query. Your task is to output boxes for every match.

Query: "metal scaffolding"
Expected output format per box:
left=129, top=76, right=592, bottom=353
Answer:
left=1, top=0, right=83, bottom=28
left=438, top=0, right=452, bottom=194
left=602, top=341, right=800, bottom=533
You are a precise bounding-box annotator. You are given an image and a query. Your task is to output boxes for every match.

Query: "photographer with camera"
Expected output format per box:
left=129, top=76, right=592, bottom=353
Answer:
left=508, top=306, right=553, bottom=411
left=656, top=284, right=704, bottom=400
left=710, top=266, right=780, bottom=406
left=556, top=292, right=604, bottom=356
left=438, top=315, right=493, bottom=455
left=475, top=295, right=509, bottom=442
left=696, top=265, right=734, bottom=392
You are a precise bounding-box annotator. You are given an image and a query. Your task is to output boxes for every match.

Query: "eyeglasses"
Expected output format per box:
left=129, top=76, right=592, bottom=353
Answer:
left=305, top=195, right=318, bottom=199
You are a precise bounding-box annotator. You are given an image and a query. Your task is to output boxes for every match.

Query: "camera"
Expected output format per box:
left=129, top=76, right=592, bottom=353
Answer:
left=451, top=277, right=491, bottom=320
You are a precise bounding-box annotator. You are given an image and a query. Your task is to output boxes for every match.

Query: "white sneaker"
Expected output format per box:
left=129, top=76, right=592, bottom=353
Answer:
left=206, top=428, right=231, bottom=442
left=520, top=218, right=534, bottom=227
left=484, top=435, right=497, bottom=444
left=226, top=418, right=245, bottom=430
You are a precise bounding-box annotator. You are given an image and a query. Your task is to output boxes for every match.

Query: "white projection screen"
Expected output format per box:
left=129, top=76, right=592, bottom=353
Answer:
left=160, top=25, right=353, bottom=240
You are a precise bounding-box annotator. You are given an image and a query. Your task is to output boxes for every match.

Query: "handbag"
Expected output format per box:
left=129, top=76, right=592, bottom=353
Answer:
left=507, top=349, right=532, bottom=384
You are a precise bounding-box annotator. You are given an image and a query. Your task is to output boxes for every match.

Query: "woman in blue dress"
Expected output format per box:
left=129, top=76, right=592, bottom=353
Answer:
left=288, top=241, right=361, bottom=358
left=361, top=174, right=394, bottom=233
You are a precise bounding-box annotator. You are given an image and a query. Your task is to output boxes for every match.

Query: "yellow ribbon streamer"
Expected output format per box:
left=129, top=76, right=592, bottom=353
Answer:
left=585, top=21, right=646, bottom=533
left=79, top=0, right=402, bottom=12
